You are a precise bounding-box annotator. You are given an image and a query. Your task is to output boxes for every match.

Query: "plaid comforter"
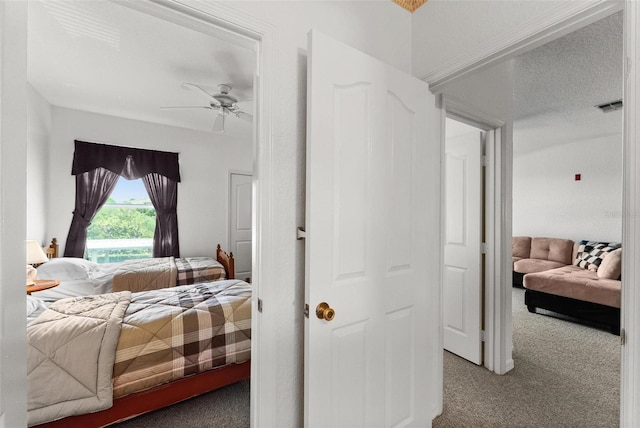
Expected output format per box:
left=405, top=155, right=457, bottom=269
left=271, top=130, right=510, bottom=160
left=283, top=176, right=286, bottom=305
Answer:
left=112, top=257, right=226, bottom=293
left=176, top=257, right=227, bottom=285
left=112, top=279, right=251, bottom=398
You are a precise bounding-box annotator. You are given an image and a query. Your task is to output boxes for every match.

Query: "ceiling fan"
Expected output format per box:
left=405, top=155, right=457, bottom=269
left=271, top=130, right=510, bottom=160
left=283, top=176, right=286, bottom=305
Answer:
left=162, top=82, right=252, bottom=133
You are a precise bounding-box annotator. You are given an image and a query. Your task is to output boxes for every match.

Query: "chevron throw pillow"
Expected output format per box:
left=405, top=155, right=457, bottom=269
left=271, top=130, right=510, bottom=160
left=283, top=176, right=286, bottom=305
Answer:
left=574, top=240, right=622, bottom=272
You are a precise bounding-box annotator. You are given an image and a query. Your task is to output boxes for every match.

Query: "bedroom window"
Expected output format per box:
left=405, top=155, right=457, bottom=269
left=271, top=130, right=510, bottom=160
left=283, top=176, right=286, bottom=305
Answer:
left=86, top=177, right=156, bottom=262
left=65, top=140, right=180, bottom=259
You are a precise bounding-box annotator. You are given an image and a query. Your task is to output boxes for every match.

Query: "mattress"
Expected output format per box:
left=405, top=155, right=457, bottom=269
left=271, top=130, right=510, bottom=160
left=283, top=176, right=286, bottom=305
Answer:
left=34, top=256, right=226, bottom=302
left=27, top=279, right=251, bottom=425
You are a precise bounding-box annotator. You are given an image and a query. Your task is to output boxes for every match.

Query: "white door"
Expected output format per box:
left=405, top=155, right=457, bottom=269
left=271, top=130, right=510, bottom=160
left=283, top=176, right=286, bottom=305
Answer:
left=305, top=30, right=441, bottom=427
left=443, top=119, right=483, bottom=365
left=229, top=172, right=252, bottom=281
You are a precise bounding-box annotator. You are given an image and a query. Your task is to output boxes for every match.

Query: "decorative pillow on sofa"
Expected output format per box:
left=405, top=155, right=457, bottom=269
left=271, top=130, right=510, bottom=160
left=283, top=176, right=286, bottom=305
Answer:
left=597, top=248, right=622, bottom=280
left=573, top=240, right=622, bottom=272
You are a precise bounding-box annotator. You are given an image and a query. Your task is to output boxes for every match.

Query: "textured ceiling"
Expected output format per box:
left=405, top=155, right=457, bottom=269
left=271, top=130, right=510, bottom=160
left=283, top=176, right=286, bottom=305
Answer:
left=513, top=11, right=623, bottom=154
left=27, top=1, right=255, bottom=138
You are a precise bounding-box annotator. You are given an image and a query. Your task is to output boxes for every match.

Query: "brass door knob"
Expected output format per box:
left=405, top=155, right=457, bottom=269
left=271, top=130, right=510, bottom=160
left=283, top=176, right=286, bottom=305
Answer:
left=316, top=302, right=335, bottom=321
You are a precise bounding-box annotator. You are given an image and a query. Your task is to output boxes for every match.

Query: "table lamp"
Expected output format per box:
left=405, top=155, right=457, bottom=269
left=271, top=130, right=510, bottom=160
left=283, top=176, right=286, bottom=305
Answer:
left=26, top=240, right=49, bottom=286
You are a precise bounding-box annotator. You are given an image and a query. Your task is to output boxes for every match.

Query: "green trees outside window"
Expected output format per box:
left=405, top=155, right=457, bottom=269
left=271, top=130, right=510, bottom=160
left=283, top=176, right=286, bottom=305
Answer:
left=86, top=177, right=156, bottom=263
left=88, top=198, right=155, bottom=240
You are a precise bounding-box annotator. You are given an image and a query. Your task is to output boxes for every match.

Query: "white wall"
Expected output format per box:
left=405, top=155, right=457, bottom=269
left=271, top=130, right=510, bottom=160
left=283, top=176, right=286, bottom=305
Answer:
left=412, top=0, right=553, bottom=79
left=0, top=1, right=28, bottom=426
left=47, top=106, right=252, bottom=257
left=513, top=132, right=623, bottom=242
left=26, top=84, right=51, bottom=245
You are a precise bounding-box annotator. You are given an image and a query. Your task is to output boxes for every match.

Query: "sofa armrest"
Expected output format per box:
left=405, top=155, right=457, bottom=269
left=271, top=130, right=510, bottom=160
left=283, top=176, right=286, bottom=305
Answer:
left=512, top=236, right=532, bottom=259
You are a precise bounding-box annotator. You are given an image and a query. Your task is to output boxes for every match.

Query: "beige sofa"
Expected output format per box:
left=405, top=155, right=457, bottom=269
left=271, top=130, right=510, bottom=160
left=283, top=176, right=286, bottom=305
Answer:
left=512, top=237, right=574, bottom=286
left=512, top=236, right=622, bottom=334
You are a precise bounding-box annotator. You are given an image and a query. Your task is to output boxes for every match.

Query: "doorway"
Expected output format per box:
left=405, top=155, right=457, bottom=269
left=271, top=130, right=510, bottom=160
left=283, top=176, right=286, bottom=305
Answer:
left=442, top=117, right=485, bottom=366
left=437, top=9, right=623, bottom=426
left=229, top=171, right=253, bottom=282
left=23, top=1, right=272, bottom=426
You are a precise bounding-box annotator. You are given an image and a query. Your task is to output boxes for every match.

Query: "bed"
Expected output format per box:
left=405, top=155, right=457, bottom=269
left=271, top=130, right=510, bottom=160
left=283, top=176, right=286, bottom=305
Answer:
left=27, top=241, right=249, bottom=427
left=33, top=240, right=235, bottom=302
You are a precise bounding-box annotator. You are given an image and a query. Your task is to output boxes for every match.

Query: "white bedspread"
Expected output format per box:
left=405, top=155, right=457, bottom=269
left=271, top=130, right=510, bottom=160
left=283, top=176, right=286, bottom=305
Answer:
left=27, top=292, right=131, bottom=426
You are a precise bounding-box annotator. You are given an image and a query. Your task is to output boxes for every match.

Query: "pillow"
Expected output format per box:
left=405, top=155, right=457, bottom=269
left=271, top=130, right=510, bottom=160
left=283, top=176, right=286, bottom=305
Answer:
left=35, top=257, right=98, bottom=280
left=573, top=240, right=621, bottom=272
left=26, top=294, right=47, bottom=317
left=597, top=248, right=622, bottom=280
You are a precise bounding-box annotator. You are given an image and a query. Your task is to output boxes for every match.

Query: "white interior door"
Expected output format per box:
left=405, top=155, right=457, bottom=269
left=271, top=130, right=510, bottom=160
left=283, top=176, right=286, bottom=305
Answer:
left=229, top=172, right=252, bottom=281
left=443, top=118, right=483, bottom=365
left=305, top=30, right=442, bottom=427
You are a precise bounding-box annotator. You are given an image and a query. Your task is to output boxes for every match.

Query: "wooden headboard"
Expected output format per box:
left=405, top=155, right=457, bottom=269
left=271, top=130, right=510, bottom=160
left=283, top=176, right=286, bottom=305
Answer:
left=216, top=244, right=235, bottom=280
left=44, top=238, right=58, bottom=259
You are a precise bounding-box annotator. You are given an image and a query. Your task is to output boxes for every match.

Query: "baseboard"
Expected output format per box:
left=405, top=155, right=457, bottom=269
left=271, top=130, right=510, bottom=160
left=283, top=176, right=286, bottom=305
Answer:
left=505, top=358, right=514, bottom=373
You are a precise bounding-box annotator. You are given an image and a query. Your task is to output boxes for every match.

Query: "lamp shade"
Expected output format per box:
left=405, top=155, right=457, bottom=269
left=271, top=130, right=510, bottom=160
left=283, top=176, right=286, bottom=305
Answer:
left=26, top=240, right=49, bottom=265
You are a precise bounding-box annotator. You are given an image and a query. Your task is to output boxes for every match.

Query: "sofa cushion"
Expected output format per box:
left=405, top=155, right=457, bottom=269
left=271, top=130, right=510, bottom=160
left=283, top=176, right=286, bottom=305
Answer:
left=524, top=265, right=621, bottom=308
left=597, top=248, right=622, bottom=280
left=513, top=258, right=567, bottom=274
left=512, top=236, right=531, bottom=259
left=574, top=240, right=622, bottom=272
left=529, top=237, right=574, bottom=265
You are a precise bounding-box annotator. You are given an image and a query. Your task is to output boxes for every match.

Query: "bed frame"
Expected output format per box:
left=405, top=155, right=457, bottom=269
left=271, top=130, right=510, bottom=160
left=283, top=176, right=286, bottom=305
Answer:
left=33, top=360, right=250, bottom=427
left=32, top=240, right=243, bottom=427
left=42, top=238, right=58, bottom=261
left=216, top=244, right=235, bottom=279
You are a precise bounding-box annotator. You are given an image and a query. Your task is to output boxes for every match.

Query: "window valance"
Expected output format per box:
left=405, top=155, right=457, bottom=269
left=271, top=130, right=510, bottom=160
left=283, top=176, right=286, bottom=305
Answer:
left=71, top=140, right=181, bottom=182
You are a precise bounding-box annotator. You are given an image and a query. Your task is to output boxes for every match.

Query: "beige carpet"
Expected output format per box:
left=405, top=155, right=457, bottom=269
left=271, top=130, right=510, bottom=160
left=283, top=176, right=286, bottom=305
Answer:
left=113, top=379, right=250, bottom=427
left=114, top=287, right=619, bottom=427
left=434, top=287, right=620, bottom=428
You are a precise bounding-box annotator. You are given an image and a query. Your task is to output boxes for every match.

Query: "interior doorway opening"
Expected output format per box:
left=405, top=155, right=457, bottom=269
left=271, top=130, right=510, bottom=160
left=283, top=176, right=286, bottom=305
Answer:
left=437, top=9, right=623, bottom=426
left=24, top=0, right=270, bottom=425
left=442, top=117, right=487, bottom=367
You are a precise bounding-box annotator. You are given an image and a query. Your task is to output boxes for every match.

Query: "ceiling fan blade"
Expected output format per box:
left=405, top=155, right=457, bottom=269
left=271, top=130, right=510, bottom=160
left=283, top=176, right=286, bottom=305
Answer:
left=161, top=105, right=214, bottom=110
left=212, top=112, right=225, bottom=133
left=235, top=111, right=253, bottom=122
left=182, top=82, right=217, bottom=98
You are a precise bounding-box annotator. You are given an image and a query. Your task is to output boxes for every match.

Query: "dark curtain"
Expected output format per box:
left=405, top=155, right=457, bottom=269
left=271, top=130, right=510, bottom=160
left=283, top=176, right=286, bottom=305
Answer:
left=72, top=140, right=181, bottom=182
left=63, top=167, right=120, bottom=257
left=65, top=141, right=181, bottom=258
left=142, top=172, right=180, bottom=257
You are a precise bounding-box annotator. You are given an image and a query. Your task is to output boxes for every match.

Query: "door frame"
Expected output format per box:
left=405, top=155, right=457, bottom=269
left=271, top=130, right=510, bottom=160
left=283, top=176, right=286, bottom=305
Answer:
left=127, top=3, right=277, bottom=426
left=427, top=1, right=636, bottom=425
left=440, top=95, right=510, bottom=378
left=442, top=116, right=485, bottom=367
left=1, top=1, right=279, bottom=426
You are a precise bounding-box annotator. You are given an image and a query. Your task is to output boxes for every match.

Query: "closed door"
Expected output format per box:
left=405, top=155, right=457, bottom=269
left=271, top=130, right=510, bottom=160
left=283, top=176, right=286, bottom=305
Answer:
left=305, top=30, right=442, bottom=426
left=443, top=118, right=483, bottom=365
left=229, top=172, right=252, bottom=281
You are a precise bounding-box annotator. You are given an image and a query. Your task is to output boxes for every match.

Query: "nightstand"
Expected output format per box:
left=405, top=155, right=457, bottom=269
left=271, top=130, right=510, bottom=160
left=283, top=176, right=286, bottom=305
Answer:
left=27, top=279, right=60, bottom=295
